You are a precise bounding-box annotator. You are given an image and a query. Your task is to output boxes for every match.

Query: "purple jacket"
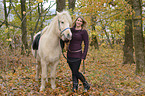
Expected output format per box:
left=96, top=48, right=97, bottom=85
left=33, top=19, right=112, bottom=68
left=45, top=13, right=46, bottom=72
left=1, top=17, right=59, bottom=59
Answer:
left=67, top=27, right=89, bottom=59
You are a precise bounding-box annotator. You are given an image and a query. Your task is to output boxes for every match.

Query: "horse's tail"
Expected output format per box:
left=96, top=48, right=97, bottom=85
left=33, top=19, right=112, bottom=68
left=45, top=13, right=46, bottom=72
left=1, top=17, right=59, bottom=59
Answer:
left=34, top=50, right=37, bottom=58
left=32, top=33, right=41, bottom=50
left=31, top=32, right=41, bottom=58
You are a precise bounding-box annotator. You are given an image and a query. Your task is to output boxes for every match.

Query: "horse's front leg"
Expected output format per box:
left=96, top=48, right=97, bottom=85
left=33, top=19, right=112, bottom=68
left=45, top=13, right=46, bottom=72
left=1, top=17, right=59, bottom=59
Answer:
left=40, top=59, right=48, bottom=91
left=35, top=61, right=41, bottom=81
left=50, top=60, right=59, bottom=89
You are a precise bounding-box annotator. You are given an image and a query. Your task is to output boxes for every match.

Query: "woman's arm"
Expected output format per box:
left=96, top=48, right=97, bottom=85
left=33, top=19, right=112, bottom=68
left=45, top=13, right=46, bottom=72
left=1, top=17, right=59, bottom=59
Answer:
left=81, top=30, right=89, bottom=59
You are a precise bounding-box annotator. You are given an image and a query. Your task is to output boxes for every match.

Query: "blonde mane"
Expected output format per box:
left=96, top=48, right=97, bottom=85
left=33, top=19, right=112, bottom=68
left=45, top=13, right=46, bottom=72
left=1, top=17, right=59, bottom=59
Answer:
left=42, top=10, right=72, bottom=35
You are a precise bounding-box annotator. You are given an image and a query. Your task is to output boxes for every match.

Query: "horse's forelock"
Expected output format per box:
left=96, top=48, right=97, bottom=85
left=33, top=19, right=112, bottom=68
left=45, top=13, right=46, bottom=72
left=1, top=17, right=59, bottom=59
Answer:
left=59, top=11, right=72, bottom=25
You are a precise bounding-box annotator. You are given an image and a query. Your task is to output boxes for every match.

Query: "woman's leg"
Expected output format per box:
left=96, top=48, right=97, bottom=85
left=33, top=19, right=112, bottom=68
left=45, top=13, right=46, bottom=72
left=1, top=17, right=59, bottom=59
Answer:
left=74, top=63, right=90, bottom=91
left=67, top=58, right=80, bottom=92
left=68, top=57, right=90, bottom=92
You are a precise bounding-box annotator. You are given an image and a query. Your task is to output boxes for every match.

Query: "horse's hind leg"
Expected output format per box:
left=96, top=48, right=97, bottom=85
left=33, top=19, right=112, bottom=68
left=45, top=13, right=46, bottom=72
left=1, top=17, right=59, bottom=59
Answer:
left=50, top=60, right=59, bottom=89
left=40, top=59, right=48, bottom=91
left=35, top=60, right=41, bottom=81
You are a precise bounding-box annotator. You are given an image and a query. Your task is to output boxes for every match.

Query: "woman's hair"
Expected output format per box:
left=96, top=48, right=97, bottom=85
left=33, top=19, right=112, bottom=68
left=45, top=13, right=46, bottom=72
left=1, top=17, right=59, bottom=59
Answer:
left=72, top=16, right=87, bottom=30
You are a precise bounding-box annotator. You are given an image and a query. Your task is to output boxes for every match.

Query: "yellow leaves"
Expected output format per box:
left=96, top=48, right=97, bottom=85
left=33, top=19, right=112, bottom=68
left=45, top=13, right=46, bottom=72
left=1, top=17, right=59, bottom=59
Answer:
left=6, top=38, right=12, bottom=42
left=36, top=0, right=43, bottom=3
left=5, top=28, right=8, bottom=33
left=10, top=26, right=13, bottom=29
left=91, top=30, right=97, bottom=36
left=96, top=25, right=102, bottom=30
left=5, top=27, right=13, bottom=34
left=23, top=11, right=26, bottom=15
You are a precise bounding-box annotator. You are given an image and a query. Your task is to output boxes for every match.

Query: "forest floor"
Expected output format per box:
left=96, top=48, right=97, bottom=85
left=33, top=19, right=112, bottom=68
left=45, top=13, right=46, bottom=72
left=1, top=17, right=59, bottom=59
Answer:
left=0, top=45, right=145, bottom=96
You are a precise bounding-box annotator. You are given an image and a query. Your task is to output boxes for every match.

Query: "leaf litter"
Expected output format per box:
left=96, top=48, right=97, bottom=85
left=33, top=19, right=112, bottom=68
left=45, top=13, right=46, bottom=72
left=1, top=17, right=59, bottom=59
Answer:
left=0, top=46, right=145, bottom=95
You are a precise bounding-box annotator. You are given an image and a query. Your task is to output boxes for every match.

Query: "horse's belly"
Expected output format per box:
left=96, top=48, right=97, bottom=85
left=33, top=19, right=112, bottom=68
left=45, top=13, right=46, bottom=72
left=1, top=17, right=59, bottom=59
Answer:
left=39, top=49, right=61, bottom=63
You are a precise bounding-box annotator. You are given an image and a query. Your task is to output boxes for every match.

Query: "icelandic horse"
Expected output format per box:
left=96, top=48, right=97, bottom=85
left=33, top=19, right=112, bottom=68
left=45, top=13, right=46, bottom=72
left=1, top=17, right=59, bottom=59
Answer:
left=32, top=10, right=72, bottom=91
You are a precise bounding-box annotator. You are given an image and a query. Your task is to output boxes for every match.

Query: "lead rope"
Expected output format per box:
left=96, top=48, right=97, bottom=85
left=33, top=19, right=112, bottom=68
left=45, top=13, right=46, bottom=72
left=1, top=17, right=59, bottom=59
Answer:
left=83, top=60, right=85, bottom=74
left=61, top=49, right=81, bottom=62
left=61, top=46, right=85, bottom=74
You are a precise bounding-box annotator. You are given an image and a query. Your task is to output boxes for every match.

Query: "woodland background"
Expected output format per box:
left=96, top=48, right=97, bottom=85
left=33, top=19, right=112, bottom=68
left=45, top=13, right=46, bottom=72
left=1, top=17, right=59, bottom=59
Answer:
left=0, top=0, right=145, bottom=95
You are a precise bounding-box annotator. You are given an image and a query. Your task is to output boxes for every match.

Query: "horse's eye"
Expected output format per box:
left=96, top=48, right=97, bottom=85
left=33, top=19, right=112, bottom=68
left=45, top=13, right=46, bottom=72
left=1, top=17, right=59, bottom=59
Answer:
left=61, top=21, right=64, bottom=24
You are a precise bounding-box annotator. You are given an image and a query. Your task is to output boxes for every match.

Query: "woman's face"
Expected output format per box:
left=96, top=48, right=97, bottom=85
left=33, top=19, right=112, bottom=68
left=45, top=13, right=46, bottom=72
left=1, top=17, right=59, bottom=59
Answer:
left=75, top=18, right=83, bottom=27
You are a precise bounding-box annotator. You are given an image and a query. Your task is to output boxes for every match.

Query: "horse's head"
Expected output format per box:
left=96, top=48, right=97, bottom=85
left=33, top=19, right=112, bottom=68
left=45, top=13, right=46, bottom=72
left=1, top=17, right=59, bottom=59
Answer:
left=56, top=11, right=72, bottom=41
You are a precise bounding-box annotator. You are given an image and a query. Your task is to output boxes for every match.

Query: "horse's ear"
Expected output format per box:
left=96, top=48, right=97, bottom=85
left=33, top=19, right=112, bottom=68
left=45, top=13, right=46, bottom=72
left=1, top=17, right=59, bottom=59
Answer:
left=56, top=11, right=60, bottom=15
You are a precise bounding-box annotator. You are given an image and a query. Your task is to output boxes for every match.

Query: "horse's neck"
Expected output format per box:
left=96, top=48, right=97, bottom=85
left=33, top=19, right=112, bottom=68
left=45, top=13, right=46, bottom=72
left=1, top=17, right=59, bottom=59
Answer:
left=41, top=16, right=61, bottom=49
left=45, top=24, right=60, bottom=48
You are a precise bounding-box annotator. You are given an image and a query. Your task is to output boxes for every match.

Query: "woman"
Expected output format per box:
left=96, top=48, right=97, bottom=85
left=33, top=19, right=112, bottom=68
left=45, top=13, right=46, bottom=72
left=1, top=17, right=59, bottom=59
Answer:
left=67, top=16, right=90, bottom=92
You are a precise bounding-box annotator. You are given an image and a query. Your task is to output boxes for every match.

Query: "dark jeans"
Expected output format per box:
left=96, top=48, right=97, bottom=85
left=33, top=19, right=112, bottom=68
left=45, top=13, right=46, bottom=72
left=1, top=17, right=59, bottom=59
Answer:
left=67, top=57, right=86, bottom=84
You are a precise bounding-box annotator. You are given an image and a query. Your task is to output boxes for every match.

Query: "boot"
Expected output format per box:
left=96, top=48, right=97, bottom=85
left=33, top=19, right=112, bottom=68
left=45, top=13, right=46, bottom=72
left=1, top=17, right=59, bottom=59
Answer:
left=72, top=75, right=78, bottom=92
left=72, top=83, right=78, bottom=92
left=83, top=81, right=90, bottom=92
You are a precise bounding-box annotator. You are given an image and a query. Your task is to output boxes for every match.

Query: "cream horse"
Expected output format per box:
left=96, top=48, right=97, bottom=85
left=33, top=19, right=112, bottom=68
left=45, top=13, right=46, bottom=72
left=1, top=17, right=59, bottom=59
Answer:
left=32, top=11, right=72, bottom=91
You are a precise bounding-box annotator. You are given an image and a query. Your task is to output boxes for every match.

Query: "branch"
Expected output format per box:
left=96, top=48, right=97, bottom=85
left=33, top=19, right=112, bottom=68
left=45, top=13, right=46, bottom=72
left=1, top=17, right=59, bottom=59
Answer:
left=0, top=21, right=5, bottom=27
left=38, top=2, right=56, bottom=31
left=11, top=2, right=22, bottom=20
left=42, top=2, right=56, bottom=15
left=7, top=0, right=12, bottom=15
left=81, top=9, right=125, bottom=24
left=8, top=23, right=21, bottom=29
left=32, top=2, right=56, bottom=35
left=0, top=20, right=21, bottom=29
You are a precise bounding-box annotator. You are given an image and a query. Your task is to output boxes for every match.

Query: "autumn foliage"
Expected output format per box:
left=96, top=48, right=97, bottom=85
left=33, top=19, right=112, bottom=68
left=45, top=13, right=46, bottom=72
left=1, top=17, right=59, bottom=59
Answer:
left=0, top=45, right=145, bottom=95
left=0, top=0, right=145, bottom=95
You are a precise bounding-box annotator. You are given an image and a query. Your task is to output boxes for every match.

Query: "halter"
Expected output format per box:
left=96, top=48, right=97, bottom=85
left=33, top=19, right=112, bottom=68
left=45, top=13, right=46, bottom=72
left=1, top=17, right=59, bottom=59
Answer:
left=58, top=18, right=70, bottom=36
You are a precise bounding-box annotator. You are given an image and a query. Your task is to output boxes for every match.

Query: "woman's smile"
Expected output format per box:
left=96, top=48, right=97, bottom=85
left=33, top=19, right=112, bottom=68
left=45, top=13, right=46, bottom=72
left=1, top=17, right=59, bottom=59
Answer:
left=76, top=18, right=83, bottom=27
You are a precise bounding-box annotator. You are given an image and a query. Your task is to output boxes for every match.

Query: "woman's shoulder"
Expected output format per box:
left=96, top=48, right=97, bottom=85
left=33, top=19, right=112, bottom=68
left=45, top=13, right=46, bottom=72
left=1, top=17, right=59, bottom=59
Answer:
left=81, top=29, right=88, bottom=34
left=70, top=27, right=75, bottom=31
left=82, top=29, right=87, bottom=32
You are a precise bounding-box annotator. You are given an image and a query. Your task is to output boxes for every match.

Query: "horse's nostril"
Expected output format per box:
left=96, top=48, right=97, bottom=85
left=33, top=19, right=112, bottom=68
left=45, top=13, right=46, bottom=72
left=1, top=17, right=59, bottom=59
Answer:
left=67, top=33, right=70, bottom=37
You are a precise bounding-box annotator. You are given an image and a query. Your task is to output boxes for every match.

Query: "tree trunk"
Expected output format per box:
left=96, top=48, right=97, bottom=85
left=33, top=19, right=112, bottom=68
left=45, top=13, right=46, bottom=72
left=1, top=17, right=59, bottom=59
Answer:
left=3, top=0, right=8, bottom=28
left=21, top=0, right=28, bottom=54
left=40, top=3, right=43, bottom=31
left=111, top=33, right=114, bottom=45
left=90, top=34, right=99, bottom=50
left=68, top=0, right=76, bottom=13
left=56, top=0, right=66, bottom=12
left=132, top=0, right=144, bottom=74
left=4, top=0, right=13, bottom=49
left=90, top=16, right=99, bottom=50
left=103, top=27, right=113, bottom=49
left=29, top=0, right=33, bottom=49
left=123, top=19, right=135, bottom=64
left=31, top=3, right=41, bottom=43
left=0, top=0, right=11, bottom=28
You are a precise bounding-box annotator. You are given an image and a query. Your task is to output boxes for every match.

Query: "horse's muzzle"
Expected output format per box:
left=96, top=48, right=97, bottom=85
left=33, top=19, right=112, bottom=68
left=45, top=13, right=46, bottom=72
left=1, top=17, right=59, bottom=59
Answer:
left=66, top=33, right=72, bottom=40
left=61, top=29, right=72, bottom=41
